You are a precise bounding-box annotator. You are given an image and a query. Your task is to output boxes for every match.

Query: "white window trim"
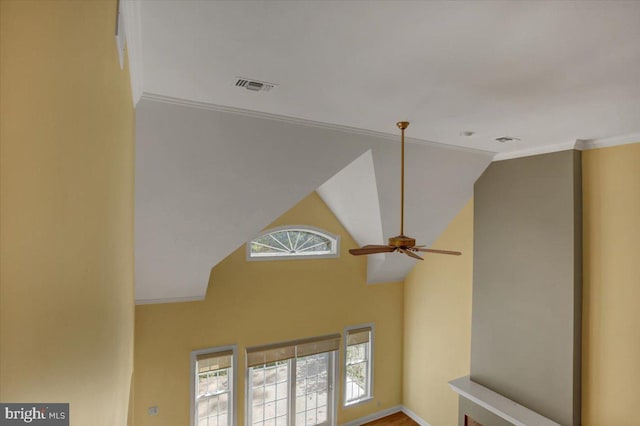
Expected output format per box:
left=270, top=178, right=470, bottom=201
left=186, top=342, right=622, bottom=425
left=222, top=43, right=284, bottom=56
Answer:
left=191, top=344, right=238, bottom=426
left=330, top=353, right=339, bottom=426
left=343, top=323, right=375, bottom=407
left=246, top=225, right=340, bottom=261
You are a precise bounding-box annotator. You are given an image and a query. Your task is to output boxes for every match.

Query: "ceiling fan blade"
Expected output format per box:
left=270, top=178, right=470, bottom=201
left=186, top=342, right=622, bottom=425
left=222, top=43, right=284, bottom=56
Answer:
left=401, top=249, right=423, bottom=260
left=349, top=245, right=396, bottom=255
left=413, top=247, right=462, bottom=256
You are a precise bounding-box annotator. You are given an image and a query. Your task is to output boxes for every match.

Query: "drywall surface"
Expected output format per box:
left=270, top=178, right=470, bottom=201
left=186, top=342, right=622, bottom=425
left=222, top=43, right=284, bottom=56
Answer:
left=471, top=151, right=582, bottom=425
left=133, top=192, right=403, bottom=425
left=582, top=143, right=640, bottom=425
left=403, top=200, right=474, bottom=426
left=135, top=97, right=492, bottom=302
left=0, top=1, right=135, bottom=425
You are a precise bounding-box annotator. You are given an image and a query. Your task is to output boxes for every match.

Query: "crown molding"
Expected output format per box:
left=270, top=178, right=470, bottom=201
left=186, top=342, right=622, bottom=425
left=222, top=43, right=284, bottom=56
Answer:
left=493, top=132, right=640, bottom=162
left=122, top=0, right=144, bottom=106
left=139, top=93, right=639, bottom=159
left=140, top=92, right=496, bottom=157
left=576, top=132, right=640, bottom=150
left=492, top=141, right=578, bottom=161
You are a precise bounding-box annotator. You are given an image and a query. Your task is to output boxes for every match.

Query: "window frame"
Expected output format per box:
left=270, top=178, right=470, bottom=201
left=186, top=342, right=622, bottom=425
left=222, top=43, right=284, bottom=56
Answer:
left=244, top=335, right=340, bottom=426
left=343, top=323, right=374, bottom=407
left=246, top=225, right=340, bottom=261
left=191, top=344, right=238, bottom=426
left=246, top=359, right=293, bottom=426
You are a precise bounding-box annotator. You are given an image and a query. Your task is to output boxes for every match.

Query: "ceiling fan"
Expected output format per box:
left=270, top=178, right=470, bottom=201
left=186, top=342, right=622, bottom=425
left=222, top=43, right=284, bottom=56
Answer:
left=349, top=121, right=462, bottom=261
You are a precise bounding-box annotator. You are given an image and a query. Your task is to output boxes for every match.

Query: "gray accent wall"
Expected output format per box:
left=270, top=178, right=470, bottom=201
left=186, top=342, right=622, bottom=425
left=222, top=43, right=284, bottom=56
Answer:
left=470, top=150, right=582, bottom=426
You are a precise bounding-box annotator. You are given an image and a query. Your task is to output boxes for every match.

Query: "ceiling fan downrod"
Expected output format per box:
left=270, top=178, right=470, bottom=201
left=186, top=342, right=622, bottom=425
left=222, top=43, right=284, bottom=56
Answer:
left=348, top=120, right=462, bottom=260
left=398, top=121, right=409, bottom=238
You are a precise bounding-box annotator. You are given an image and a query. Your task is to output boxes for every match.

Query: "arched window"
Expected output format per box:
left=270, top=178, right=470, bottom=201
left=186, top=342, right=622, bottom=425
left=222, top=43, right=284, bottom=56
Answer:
left=247, top=225, right=339, bottom=260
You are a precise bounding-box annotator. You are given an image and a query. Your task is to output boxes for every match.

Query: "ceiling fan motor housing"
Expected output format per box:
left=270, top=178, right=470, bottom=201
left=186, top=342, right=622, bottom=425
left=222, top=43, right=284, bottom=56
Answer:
left=388, top=235, right=416, bottom=248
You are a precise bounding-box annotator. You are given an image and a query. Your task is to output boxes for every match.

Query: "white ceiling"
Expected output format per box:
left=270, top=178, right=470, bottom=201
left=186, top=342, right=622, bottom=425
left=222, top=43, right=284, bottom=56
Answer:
left=136, top=0, right=640, bottom=153
left=125, top=1, right=640, bottom=303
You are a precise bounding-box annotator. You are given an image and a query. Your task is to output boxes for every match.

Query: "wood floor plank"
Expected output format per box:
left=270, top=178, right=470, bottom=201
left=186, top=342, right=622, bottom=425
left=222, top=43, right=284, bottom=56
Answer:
left=362, top=412, right=419, bottom=426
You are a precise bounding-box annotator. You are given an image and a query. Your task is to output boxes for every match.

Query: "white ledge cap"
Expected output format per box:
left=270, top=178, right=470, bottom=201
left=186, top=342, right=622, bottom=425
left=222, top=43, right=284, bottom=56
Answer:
left=448, top=376, right=561, bottom=426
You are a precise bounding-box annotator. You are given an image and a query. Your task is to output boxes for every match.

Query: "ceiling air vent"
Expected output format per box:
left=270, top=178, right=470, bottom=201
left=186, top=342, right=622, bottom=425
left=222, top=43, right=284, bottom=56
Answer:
left=235, top=77, right=277, bottom=92
left=495, top=136, right=521, bottom=143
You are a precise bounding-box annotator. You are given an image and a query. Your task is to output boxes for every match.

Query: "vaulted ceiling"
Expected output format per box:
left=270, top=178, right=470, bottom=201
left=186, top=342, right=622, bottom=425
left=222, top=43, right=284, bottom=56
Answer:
left=122, top=1, right=640, bottom=303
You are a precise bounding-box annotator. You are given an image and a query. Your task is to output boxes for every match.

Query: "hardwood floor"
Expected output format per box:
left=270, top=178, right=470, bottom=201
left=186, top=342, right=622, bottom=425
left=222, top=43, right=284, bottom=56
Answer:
left=362, top=412, right=419, bottom=426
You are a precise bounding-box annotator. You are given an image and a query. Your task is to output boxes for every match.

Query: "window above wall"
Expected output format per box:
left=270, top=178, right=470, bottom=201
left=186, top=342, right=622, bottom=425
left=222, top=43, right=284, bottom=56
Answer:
left=247, top=225, right=339, bottom=261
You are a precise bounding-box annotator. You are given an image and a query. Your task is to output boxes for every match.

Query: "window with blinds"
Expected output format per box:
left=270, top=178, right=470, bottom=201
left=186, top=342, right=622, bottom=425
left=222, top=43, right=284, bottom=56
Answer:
left=344, top=325, right=374, bottom=406
left=191, top=346, right=236, bottom=426
left=246, top=334, right=340, bottom=426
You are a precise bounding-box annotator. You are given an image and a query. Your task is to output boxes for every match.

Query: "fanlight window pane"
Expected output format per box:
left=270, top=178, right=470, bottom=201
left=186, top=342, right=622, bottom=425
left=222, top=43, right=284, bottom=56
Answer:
left=249, top=227, right=338, bottom=259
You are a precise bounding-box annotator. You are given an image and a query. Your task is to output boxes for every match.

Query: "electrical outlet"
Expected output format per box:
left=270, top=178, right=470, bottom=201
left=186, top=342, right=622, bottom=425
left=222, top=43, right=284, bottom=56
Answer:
left=148, top=406, right=159, bottom=416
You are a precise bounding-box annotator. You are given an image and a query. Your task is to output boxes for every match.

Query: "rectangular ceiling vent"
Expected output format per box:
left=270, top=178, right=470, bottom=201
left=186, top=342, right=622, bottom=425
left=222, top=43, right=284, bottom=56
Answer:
left=495, top=136, right=521, bottom=143
left=235, top=77, right=277, bottom=92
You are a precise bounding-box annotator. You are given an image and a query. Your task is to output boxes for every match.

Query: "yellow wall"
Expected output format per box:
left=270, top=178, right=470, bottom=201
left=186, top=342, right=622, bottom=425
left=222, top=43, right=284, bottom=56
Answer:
left=0, top=1, right=135, bottom=425
left=134, top=192, right=403, bottom=425
left=402, top=145, right=640, bottom=426
left=403, top=200, right=474, bottom=426
left=582, top=143, right=640, bottom=425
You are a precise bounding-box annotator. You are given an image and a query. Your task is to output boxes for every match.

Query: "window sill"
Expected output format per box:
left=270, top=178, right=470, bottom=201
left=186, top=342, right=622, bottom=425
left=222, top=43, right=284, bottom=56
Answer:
left=344, top=396, right=374, bottom=408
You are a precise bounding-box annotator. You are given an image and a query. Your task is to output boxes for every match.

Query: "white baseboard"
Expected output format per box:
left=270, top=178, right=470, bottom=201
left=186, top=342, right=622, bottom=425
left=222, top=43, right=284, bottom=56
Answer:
left=401, top=406, right=431, bottom=426
left=340, top=405, right=402, bottom=426
left=339, top=405, right=431, bottom=426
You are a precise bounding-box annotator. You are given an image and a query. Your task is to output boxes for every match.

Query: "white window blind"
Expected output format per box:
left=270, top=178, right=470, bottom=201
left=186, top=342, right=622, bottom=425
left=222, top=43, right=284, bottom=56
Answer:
left=246, top=333, right=341, bottom=367
left=197, top=350, right=232, bottom=373
left=346, top=327, right=371, bottom=346
left=344, top=324, right=373, bottom=406
left=191, top=346, right=236, bottom=426
left=247, top=334, right=339, bottom=426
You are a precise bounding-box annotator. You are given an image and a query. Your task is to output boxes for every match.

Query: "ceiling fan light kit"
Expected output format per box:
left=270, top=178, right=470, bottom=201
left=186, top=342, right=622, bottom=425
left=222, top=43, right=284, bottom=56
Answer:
left=349, top=121, right=462, bottom=261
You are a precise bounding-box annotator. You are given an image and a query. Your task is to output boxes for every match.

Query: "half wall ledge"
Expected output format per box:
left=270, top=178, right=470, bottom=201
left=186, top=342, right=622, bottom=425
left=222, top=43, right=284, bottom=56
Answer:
left=448, top=376, right=561, bottom=426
